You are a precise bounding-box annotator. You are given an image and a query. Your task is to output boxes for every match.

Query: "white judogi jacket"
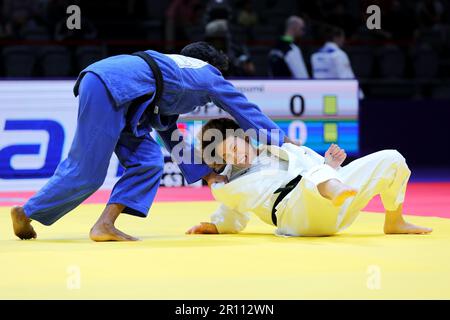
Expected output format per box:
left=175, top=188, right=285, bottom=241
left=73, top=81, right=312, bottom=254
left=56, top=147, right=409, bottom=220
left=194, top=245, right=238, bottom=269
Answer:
left=210, top=143, right=337, bottom=233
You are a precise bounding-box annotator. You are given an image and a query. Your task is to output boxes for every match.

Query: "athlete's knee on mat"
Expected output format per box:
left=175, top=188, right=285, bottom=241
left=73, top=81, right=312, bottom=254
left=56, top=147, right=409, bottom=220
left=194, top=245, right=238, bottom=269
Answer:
left=295, top=229, right=337, bottom=237
left=377, top=150, right=407, bottom=166
left=303, top=232, right=337, bottom=237
left=279, top=224, right=338, bottom=237
left=385, top=150, right=410, bottom=176
left=299, top=226, right=338, bottom=236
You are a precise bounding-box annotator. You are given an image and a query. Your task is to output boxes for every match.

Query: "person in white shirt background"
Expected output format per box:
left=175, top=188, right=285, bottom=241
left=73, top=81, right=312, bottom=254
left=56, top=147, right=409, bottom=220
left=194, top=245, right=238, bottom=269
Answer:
left=187, top=118, right=432, bottom=237
left=268, top=16, right=310, bottom=79
left=311, top=25, right=365, bottom=99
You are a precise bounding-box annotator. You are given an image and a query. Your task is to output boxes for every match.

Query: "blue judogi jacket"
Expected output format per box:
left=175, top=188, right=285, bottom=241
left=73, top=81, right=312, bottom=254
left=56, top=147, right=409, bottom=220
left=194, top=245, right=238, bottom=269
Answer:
left=74, top=50, right=285, bottom=184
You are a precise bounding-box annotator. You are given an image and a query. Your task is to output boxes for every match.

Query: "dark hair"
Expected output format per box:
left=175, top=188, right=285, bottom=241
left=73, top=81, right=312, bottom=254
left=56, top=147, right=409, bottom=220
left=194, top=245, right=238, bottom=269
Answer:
left=198, top=117, right=243, bottom=170
left=180, top=41, right=229, bottom=72
left=319, top=24, right=345, bottom=44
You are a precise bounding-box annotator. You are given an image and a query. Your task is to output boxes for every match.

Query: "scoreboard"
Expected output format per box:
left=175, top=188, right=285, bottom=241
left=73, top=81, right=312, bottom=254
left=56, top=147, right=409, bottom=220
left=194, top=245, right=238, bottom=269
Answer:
left=177, top=79, right=359, bottom=156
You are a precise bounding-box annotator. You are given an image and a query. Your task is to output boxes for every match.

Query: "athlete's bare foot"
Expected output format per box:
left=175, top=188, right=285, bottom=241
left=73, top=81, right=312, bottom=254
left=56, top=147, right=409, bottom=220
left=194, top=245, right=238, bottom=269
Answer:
left=331, top=185, right=358, bottom=206
left=89, top=222, right=139, bottom=241
left=11, top=206, right=37, bottom=240
left=383, top=205, right=432, bottom=235
left=384, top=217, right=433, bottom=235
left=90, top=203, right=139, bottom=241
left=318, top=179, right=357, bottom=206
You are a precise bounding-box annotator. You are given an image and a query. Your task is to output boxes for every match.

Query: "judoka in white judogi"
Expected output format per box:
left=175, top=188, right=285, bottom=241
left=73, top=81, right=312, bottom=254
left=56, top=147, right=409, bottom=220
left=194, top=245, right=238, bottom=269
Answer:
left=211, top=143, right=411, bottom=236
left=187, top=118, right=432, bottom=236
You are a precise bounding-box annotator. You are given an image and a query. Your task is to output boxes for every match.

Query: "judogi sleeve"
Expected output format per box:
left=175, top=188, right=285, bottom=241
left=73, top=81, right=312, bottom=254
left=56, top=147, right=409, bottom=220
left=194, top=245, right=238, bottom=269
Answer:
left=208, top=73, right=285, bottom=146
left=303, top=144, right=345, bottom=173
left=283, top=143, right=341, bottom=185
left=284, top=142, right=344, bottom=172
left=157, top=123, right=213, bottom=184
left=302, top=146, right=325, bottom=164
left=282, top=143, right=325, bottom=164
left=210, top=204, right=250, bottom=234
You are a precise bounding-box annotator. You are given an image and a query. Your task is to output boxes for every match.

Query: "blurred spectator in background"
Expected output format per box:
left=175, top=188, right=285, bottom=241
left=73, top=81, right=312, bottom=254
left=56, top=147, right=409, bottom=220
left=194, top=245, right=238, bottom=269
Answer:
left=416, top=0, right=445, bottom=27
left=2, top=0, right=50, bottom=39
left=237, top=0, right=260, bottom=41
left=204, top=0, right=232, bottom=24
left=326, top=2, right=357, bottom=39
left=311, top=25, right=364, bottom=99
left=205, top=19, right=255, bottom=76
left=237, top=0, right=258, bottom=28
left=296, top=0, right=326, bottom=22
left=0, top=21, right=5, bottom=38
left=414, top=0, right=449, bottom=51
left=54, top=15, right=97, bottom=41
left=166, top=0, right=204, bottom=50
left=47, top=0, right=71, bottom=34
left=383, top=0, right=416, bottom=40
left=268, top=15, right=309, bottom=78
left=0, top=3, right=6, bottom=38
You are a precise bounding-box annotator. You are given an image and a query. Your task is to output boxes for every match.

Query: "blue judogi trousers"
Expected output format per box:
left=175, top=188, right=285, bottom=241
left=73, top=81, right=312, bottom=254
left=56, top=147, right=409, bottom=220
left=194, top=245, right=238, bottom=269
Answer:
left=23, top=72, right=164, bottom=225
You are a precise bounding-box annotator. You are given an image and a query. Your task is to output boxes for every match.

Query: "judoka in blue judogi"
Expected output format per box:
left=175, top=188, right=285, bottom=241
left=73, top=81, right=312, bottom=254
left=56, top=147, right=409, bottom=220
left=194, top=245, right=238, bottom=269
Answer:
left=11, top=42, right=292, bottom=241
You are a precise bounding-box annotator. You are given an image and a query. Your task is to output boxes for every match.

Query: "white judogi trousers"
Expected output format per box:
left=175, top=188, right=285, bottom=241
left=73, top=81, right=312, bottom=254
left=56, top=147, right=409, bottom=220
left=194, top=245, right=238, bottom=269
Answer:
left=276, top=150, right=411, bottom=236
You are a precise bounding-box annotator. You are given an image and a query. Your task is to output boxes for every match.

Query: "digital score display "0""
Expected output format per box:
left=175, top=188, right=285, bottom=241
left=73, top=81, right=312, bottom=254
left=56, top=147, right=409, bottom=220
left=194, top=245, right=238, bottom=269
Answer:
left=179, top=79, right=360, bottom=155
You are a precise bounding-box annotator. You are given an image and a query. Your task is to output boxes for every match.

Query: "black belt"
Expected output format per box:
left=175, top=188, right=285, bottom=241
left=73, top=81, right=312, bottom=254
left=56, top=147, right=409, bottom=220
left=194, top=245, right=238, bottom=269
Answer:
left=131, top=51, right=164, bottom=115
left=271, top=175, right=302, bottom=226
left=72, top=51, right=164, bottom=110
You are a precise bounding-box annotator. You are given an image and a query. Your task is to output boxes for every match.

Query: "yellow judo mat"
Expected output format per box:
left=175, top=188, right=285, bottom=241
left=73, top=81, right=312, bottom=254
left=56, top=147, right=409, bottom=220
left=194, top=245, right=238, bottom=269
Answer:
left=1, top=202, right=449, bottom=299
